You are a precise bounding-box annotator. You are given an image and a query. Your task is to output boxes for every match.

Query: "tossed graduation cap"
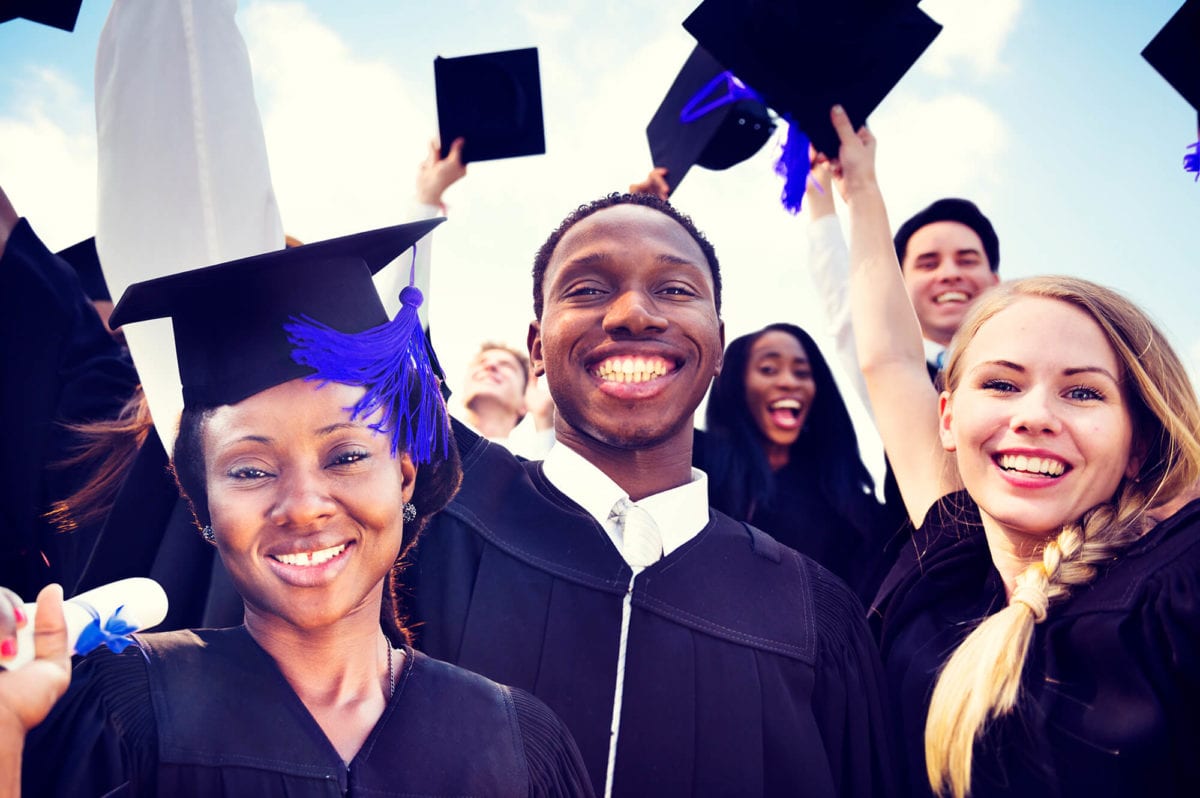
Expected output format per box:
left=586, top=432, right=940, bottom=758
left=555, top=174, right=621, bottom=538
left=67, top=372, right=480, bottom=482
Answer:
left=110, top=219, right=448, bottom=461
left=56, top=237, right=110, bottom=302
left=1143, top=0, right=1200, bottom=113
left=1143, top=0, right=1200, bottom=179
left=683, top=0, right=942, bottom=159
left=646, top=45, right=776, bottom=195
left=434, top=47, right=545, bottom=164
left=0, top=0, right=84, bottom=31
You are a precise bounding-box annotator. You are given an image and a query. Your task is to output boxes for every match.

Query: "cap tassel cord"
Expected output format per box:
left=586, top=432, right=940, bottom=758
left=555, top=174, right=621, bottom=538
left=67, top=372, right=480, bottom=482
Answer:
left=285, top=284, right=448, bottom=464
left=775, top=122, right=811, bottom=214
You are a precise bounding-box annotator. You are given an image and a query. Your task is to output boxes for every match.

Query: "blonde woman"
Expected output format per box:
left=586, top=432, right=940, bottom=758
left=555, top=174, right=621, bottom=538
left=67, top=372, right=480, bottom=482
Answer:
left=830, top=104, right=1200, bottom=798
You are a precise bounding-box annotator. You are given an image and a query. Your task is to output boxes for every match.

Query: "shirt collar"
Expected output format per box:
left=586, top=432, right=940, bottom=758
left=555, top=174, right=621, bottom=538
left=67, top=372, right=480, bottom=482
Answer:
left=923, top=337, right=946, bottom=369
left=542, top=442, right=710, bottom=557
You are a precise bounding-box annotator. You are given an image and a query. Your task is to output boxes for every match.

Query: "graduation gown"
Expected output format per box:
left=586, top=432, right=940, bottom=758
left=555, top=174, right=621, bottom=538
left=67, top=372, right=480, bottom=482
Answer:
left=24, top=626, right=593, bottom=797
left=0, top=218, right=138, bottom=598
left=407, top=423, right=895, bottom=797
left=872, top=492, right=1200, bottom=797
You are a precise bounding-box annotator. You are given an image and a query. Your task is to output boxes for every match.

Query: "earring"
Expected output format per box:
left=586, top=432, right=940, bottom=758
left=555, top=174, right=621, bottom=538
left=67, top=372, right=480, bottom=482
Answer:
left=201, top=525, right=216, bottom=543
left=402, top=502, right=417, bottom=523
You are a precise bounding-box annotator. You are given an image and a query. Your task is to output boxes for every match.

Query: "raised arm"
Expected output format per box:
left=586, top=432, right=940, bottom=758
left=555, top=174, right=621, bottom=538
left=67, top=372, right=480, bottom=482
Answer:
left=832, top=106, right=957, bottom=525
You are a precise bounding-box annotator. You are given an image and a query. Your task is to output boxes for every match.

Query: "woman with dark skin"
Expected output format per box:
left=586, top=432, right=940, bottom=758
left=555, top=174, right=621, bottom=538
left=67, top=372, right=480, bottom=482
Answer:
left=696, top=323, right=899, bottom=601
left=0, top=225, right=592, bottom=798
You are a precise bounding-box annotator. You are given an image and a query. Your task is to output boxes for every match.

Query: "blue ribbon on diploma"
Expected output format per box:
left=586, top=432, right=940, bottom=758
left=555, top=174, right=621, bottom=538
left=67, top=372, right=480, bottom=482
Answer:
left=74, top=604, right=138, bottom=656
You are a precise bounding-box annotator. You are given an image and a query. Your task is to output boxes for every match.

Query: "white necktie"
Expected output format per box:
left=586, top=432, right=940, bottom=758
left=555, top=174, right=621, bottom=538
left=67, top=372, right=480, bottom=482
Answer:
left=609, top=498, right=662, bottom=568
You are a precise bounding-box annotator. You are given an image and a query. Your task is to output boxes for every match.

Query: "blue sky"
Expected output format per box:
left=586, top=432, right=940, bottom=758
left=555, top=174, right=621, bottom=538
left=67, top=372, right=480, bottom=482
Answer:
left=2, top=1, right=1196, bottom=454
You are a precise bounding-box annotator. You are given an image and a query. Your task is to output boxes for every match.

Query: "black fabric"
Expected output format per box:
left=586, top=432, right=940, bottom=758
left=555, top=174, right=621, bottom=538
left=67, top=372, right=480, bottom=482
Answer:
left=872, top=492, right=1200, bottom=797
left=24, top=626, right=593, bottom=797
left=694, top=428, right=905, bottom=605
left=407, top=420, right=896, bottom=797
left=0, top=218, right=138, bottom=598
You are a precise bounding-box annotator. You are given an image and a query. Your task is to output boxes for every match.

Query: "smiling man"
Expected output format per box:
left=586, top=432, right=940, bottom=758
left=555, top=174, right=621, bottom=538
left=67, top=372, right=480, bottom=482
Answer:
left=892, top=198, right=1001, bottom=367
left=408, top=194, right=895, bottom=797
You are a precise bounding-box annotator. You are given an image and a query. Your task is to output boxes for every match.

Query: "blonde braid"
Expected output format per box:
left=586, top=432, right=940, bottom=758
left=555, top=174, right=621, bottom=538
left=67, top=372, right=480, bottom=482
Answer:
left=925, top=488, right=1148, bottom=798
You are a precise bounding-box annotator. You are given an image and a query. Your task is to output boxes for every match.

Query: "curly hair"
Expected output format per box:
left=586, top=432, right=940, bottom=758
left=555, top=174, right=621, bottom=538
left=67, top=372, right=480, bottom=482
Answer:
left=924, top=276, right=1200, bottom=798
left=531, top=192, right=722, bottom=319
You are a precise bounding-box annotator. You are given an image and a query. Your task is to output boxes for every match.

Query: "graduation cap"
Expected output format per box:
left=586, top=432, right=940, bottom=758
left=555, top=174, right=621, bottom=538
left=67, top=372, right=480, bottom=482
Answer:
left=434, top=47, right=546, bottom=164
left=0, top=0, right=84, bottom=32
left=110, top=219, right=449, bottom=461
left=1142, top=0, right=1200, bottom=178
left=683, top=0, right=942, bottom=159
left=646, top=45, right=777, bottom=195
left=56, top=237, right=110, bottom=302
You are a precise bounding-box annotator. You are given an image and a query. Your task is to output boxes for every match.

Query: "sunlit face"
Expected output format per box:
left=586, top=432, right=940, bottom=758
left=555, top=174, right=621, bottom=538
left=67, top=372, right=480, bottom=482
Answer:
left=901, top=221, right=999, bottom=346
left=462, top=348, right=527, bottom=417
left=744, top=330, right=816, bottom=454
left=529, top=204, right=724, bottom=452
left=203, top=379, right=416, bottom=632
left=940, top=297, right=1139, bottom=541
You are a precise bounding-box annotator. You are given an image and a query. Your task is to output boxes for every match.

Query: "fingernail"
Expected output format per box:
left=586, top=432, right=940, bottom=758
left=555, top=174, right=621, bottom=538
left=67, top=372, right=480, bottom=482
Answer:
left=832, top=104, right=845, bottom=115
left=0, top=638, right=15, bottom=658
left=12, top=605, right=25, bottom=625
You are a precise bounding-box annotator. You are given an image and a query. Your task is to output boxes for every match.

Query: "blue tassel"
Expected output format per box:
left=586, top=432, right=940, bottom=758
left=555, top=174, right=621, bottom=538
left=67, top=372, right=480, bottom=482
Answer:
left=75, top=604, right=138, bottom=656
left=775, top=123, right=811, bottom=214
left=1185, top=140, right=1198, bottom=182
left=285, top=285, right=449, bottom=463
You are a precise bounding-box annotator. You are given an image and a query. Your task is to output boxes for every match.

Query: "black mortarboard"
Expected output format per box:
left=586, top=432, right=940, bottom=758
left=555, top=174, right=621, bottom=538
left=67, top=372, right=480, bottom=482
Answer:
left=683, top=0, right=942, bottom=157
left=56, top=237, right=110, bottom=302
left=1143, top=0, right=1200, bottom=116
left=646, top=45, right=776, bottom=195
left=434, top=47, right=545, bottom=164
left=0, top=0, right=84, bottom=32
left=109, top=220, right=443, bottom=409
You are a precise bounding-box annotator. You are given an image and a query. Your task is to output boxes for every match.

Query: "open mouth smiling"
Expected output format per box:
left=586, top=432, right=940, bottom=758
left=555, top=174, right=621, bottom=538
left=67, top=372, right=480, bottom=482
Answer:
left=591, top=355, right=676, bottom=384
left=767, top=398, right=805, bottom=429
left=995, top=453, right=1068, bottom=478
left=270, top=542, right=351, bottom=567
left=933, top=290, right=971, bottom=304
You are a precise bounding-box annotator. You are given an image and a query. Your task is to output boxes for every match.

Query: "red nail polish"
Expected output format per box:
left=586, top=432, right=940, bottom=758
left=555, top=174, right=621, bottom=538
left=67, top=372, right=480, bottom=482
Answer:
left=12, top=605, right=25, bottom=625
left=0, top=638, right=15, bottom=658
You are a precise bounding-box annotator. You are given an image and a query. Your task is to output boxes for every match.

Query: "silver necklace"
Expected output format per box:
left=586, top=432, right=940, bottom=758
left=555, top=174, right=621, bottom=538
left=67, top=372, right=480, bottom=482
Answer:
left=386, top=642, right=395, bottom=699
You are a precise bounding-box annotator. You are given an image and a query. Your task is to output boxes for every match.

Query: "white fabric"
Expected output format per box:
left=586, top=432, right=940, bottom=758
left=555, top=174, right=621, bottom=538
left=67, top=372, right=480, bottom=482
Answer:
left=805, top=213, right=945, bottom=415
left=608, top=498, right=662, bottom=569
left=541, top=442, right=709, bottom=562
left=95, top=0, right=283, bottom=451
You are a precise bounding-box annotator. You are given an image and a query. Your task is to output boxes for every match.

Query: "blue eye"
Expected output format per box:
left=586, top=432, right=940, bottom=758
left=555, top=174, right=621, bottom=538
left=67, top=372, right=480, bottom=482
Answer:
left=1065, top=386, right=1103, bottom=401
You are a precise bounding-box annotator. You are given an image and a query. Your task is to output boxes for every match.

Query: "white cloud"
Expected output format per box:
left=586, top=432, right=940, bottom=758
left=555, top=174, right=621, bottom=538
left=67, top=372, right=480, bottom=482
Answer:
left=869, top=91, right=1010, bottom=221
left=919, top=0, right=1024, bottom=79
left=0, top=66, right=96, bottom=248
left=240, top=1, right=433, bottom=240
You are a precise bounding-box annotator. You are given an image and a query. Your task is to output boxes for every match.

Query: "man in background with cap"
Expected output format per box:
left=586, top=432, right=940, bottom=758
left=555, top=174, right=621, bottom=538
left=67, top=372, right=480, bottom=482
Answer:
left=407, top=193, right=894, bottom=797
left=805, top=161, right=1000, bottom=405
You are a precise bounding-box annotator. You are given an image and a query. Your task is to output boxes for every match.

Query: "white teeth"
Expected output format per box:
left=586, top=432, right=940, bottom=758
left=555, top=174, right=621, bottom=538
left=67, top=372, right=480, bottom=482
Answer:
left=594, top=357, right=670, bottom=383
left=274, top=543, right=347, bottom=567
left=771, top=399, right=801, bottom=410
left=935, top=291, right=969, bottom=303
left=998, top=454, right=1065, bottom=477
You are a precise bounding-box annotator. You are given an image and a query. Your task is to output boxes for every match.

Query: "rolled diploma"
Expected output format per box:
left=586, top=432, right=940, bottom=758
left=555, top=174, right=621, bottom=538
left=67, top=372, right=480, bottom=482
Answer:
left=7, top=578, right=169, bottom=670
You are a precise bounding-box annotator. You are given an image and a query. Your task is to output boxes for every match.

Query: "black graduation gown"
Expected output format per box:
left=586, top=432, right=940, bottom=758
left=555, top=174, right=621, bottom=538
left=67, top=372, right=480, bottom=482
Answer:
left=406, top=422, right=896, bottom=797
left=0, top=218, right=138, bottom=597
left=692, top=429, right=904, bottom=605
left=871, top=492, right=1200, bottom=797
left=24, top=626, right=594, bottom=797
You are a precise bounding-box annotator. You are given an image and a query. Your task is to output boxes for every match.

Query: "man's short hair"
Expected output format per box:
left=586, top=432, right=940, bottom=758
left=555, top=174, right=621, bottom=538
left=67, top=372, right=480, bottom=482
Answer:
left=893, top=198, right=1000, bottom=273
left=531, top=192, right=722, bottom=319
